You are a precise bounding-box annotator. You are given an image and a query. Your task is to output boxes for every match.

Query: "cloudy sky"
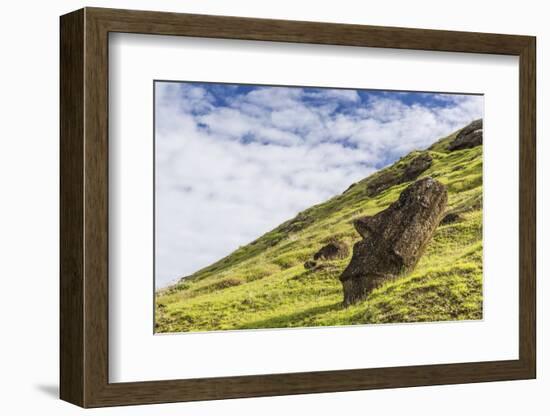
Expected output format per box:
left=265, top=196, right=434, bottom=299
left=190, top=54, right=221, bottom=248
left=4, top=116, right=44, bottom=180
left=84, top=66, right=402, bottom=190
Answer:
left=155, top=81, right=483, bottom=288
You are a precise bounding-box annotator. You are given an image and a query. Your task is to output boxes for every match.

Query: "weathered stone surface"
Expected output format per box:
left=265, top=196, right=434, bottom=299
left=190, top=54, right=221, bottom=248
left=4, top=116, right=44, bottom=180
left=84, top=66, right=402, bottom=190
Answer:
left=367, top=153, right=432, bottom=196
left=340, top=177, right=448, bottom=306
left=313, top=241, right=349, bottom=261
left=448, top=119, right=483, bottom=151
left=403, top=153, right=433, bottom=181
left=366, top=170, right=399, bottom=196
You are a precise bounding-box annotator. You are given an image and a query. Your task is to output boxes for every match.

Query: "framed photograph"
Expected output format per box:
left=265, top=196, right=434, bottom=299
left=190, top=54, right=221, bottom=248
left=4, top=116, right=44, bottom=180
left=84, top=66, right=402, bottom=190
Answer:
left=60, top=7, right=536, bottom=408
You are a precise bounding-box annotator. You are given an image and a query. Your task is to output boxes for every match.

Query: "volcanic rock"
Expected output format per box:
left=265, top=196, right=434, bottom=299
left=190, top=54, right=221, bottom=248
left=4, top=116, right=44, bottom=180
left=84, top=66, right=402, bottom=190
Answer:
left=403, top=153, right=433, bottom=181
left=340, top=177, right=448, bottom=306
left=440, top=212, right=462, bottom=225
left=313, top=241, right=349, bottom=261
left=448, top=119, right=483, bottom=151
left=367, top=153, right=432, bottom=196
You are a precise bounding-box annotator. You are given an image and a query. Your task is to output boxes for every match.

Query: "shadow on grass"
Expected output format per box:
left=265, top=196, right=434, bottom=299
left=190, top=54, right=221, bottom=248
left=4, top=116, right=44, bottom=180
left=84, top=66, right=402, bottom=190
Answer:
left=236, top=301, right=343, bottom=330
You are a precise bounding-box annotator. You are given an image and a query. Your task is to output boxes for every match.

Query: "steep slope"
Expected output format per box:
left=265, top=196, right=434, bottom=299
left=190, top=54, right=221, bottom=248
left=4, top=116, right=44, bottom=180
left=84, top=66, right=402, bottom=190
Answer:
left=155, top=122, right=483, bottom=332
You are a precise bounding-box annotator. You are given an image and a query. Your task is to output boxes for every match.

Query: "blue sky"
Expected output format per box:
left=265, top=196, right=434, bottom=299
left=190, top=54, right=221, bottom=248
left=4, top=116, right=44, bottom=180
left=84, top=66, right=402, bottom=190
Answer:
left=155, top=81, right=483, bottom=287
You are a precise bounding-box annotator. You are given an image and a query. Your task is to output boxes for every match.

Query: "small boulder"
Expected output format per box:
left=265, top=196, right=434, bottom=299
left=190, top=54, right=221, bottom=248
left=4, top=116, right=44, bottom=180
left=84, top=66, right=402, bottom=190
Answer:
left=367, top=153, right=432, bottom=196
left=340, top=177, right=448, bottom=306
left=403, top=153, right=433, bottom=181
left=440, top=212, right=462, bottom=225
left=313, top=241, right=349, bottom=261
left=448, top=119, right=483, bottom=151
left=366, top=170, right=400, bottom=196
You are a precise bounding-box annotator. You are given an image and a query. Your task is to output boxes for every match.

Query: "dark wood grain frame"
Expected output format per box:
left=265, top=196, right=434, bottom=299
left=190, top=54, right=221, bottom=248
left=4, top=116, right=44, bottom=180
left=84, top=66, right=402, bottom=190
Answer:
left=60, top=7, right=536, bottom=408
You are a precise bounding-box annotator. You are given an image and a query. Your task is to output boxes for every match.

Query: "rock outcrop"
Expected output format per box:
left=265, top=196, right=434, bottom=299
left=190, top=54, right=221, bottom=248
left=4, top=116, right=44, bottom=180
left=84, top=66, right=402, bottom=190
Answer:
left=402, top=153, right=434, bottom=181
left=340, top=177, right=448, bottom=306
left=367, top=153, right=432, bottom=196
left=440, top=212, right=462, bottom=225
left=313, top=241, right=349, bottom=261
left=304, top=241, right=349, bottom=270
left=448, top=119, right=483, bottom=151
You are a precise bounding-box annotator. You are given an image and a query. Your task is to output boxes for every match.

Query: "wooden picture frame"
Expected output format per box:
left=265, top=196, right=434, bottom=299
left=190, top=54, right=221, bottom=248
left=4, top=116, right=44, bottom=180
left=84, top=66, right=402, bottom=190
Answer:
left=60, top=7, right=536, bottom=408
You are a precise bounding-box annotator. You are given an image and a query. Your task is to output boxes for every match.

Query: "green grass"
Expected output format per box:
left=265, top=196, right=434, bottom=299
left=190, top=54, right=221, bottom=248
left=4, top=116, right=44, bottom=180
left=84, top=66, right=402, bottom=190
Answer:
left=155, top=126, right=483, bottom=333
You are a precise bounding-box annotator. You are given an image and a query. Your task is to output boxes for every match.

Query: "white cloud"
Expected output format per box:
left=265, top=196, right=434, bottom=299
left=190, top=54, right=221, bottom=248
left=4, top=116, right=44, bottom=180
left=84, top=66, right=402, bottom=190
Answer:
left=155, top=82, right=483, bottom=287
left=307, top=89, right=361, bottom=102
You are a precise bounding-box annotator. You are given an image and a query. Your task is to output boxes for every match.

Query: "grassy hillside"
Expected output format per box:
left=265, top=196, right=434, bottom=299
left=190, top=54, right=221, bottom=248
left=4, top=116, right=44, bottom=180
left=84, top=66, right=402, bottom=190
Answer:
left=155, top=125, right=483, bottom=333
